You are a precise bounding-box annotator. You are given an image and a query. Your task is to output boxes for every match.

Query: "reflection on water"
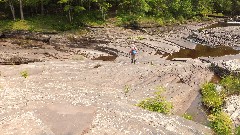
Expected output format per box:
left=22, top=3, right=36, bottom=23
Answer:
left=166, top=44, right=240, bottom=60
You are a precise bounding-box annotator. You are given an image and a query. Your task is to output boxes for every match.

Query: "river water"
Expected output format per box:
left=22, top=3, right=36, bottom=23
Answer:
left=166, top=44, right=240, bottom=60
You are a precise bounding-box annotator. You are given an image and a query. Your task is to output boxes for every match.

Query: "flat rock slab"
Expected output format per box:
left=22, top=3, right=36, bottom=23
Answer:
left=36, top=103, right=96, bottom=135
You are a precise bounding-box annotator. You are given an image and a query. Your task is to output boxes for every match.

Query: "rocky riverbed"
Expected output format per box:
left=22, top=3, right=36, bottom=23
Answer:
left=188, top=23, right=240, bottom=48
left=0, top=19, right=239, bottom=134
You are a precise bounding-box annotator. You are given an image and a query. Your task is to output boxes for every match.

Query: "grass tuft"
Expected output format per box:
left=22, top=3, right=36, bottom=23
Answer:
left=137, top=86, right=173, bottom=114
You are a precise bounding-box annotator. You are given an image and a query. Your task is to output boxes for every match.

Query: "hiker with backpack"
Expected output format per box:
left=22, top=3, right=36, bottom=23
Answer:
left=129, top=45, right=138, bottom=64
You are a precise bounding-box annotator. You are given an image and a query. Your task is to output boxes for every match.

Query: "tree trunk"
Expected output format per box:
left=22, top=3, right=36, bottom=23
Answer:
left=9, top=1, right=16, bottom=20
left=30, top=7, right=33, bottom=16
left=19, top=0, right=24, bottom=20
left=100, top=6, right=105, bottom=20
left=41, top=0, right=44, bottom=15
left=80, top=0, right=82, bottom=6
left=35, top=5, right=38, bottom=14
left=88, top=0, right=90, bottom=11
left=68, top=10, right=72, bottom=22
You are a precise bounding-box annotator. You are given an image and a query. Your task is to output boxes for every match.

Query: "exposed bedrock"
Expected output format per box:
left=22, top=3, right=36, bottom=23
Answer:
left=187, top=25, right=240, bottom=48
left=200, top=55, right=240, bottom=76
left=1, top=20, right=240, bottom=134
left=0, top=60, right=213, bottom=135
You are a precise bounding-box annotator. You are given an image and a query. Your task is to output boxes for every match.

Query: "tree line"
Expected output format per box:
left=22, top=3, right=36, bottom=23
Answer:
left=0, top=0, right=240, bottom=22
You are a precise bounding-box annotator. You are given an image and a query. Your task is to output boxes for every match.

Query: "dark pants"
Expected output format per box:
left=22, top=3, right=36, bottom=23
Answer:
left=131, top=54, right=136, bottom=64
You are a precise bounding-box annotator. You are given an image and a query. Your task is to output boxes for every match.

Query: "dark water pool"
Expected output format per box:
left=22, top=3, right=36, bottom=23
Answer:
left=166, top=44, right=240, bottom=60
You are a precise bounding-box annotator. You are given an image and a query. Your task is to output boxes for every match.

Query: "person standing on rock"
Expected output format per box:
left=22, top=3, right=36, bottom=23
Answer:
left=129, top=45, right=138, bottom=64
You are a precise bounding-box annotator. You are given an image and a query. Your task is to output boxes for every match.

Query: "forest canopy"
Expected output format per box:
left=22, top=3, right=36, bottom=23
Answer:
left=0, top=0, right=240, bottom=31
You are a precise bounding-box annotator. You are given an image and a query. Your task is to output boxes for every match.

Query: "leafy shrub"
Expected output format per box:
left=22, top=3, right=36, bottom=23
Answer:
left=201, top=82, right=224, bottom=110
left=136, top=36, right=145, bottom=40
left=236, top=126, right=240, bottom=135
left=27, top=15, right=68, bottom=32
left=176, top=16, right=186, bottom=24
left=137, top=86, right=173, bottom=114
left=191, top=16, right=201, bottom=22
left=182, top=113, right=193, bottom=120
left=20, top=70, right=29, bottom=78
left=12, top=20, right=30, bottom=30
left=51, top=22, right=79, bottom=31
left=0, top=14, right=98, bottom=32
left=0, top=20, right=12, bottom=31
left=116, top=14, right=140, bottom=28
left=75, top=11, right=104, bottom=26
left=201, top=76, right=240, bottom=135
left=156, top=18, right=164, bottom=26
left=208, top=112, right=233, bottom=135
left=116, top=14, right=190, bottom=27
left=124, top=85, right=131, bottom=94
left=0, top=20, right=31, bottom=31
left=220, top=75, right=240, bottom=95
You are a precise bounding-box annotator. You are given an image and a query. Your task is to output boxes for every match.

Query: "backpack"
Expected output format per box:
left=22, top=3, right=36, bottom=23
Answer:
left=132, top=49, right=137, bottom=54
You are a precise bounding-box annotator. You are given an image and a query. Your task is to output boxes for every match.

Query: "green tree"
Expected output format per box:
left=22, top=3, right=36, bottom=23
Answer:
left=231, top=0, right=240, bottom=15
left=167, top=0, right=181, bottom=17
left=58, top=0, right=85, bottom=22
left=19, top=0, right=24, bottom=19
left=192, top=0, right=213, bottom=16
left=93, top=0, right=111, bottom=20
left=0, top=0, right=16, bottom=20
left=119, top=0, right=150, bottom=15
left=147, top=0, right=168, bottom=17
left=25, top=0, right=50, bottom=15
left=213, top=0, right=232, bottom=14
left=179, top=0, right=193, bottom=18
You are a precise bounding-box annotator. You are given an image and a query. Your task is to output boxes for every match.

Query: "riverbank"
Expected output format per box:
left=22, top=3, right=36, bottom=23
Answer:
left=0, top=19, right=239, bottom=134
